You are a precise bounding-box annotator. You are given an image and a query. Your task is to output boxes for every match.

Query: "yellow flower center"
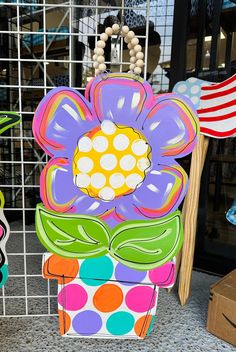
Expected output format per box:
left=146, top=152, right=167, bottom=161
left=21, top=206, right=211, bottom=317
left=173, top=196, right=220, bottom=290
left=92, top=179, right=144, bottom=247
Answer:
left=73, top=120, right=151, bottom=201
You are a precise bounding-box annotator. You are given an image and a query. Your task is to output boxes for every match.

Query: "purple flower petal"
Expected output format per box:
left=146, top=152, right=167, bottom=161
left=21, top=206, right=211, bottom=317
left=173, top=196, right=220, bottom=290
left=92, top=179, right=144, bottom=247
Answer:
left=116, top=162, right=188, bottom=220
left=142, top=93, right=199, bottom=159
left=40, top=157, right=108, bottom=216
left=33, top=87, right=98, bottom=158
left=85, top=73, right=153, bottom=127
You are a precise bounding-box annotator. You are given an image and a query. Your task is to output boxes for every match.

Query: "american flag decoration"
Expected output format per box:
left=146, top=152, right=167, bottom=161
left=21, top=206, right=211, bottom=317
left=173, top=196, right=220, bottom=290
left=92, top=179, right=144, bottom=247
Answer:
left=173, top=74, right=236, bottom=139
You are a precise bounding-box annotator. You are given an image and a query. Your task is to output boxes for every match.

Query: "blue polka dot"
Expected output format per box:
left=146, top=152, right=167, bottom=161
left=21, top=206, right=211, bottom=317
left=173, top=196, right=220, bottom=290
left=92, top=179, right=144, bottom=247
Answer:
left=80, top=256, right=113, bottom=286
left=147, top=315, right=156, bottom=336
left=106, top=312, right=135, bottom=335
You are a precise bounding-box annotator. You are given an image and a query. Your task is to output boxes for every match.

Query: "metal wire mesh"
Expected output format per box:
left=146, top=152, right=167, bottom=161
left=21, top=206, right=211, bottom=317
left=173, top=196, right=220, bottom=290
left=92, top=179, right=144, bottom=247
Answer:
left=0, top=0, right=174, bottom=317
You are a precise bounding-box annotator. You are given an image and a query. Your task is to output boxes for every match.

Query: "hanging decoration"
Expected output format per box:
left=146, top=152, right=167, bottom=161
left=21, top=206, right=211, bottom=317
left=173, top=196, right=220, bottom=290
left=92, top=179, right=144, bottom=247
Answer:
left=0, top=112, right=21, bottom=288
left=173, top=74, right=236, bottom=306
left=33, top=25, right=199, bottom=338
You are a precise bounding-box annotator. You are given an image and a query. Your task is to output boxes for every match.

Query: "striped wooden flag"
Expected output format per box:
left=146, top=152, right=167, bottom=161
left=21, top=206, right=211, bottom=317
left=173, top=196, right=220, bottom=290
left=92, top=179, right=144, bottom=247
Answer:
left=198, top=74, right=236, bottom=138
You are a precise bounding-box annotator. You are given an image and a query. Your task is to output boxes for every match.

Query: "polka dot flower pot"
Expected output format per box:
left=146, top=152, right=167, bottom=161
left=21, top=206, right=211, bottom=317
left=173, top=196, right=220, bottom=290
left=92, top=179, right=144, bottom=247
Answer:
left=43, top=253, right=176, bottom=339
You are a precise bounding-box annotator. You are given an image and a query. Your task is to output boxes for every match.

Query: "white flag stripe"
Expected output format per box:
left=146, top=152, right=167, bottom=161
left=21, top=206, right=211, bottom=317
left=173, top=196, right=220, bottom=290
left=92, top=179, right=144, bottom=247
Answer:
left=198, top=103, right=236, bottom=119
left=201, top=75, right=236, bottom=94
left=199, top=91, right=236, bottom=110
left=200, top=116, right=236, bottom=133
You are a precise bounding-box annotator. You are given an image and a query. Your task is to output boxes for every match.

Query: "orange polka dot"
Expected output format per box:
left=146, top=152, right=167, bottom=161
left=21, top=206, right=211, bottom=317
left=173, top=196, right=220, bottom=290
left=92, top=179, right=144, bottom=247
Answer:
left=134, top=315, right=153, bottom=338
left=93, top=284, right=123, bottom=312
left=58, top=310, right=71, bottom=335
left=43, top=254, right=79, bottom=284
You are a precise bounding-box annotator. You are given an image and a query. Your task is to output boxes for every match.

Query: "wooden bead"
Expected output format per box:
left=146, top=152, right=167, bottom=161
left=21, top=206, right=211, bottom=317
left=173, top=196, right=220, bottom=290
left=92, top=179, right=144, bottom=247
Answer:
left=129, top=49, right=135, bottom=57
left=134, top=66, right=142, bottom=74
left=93, top=62, right=99, bottom=68
left=124, top=36, right=130, bottom=44
left=136, top=51, right=144, bottom=60
left=98, top=63, right=106, bottom=71
left=129, top=63, right=136, bottom=71
left=92, top=54, right=98, bottom=61
left=130, top=56, right=136, bottom=64
left=94, top=48, right=98, bottom=54
left=112, top=23, right=120, bottom=34
left=97, top=40, right=106, bottom=48
left=96, top=48, right=104, bottom=56
left=105, top=27, right=113, bottom=36
left=97, top=55, right=105, bottom=63
left=100, top=33, right=108, bottom=41
left=121, top=25, right=129, bottom=35
left=136, top=59, right=144, bottom=67
left=131, top=37, right=139, bottom=46
left=127, top=42, right=133, bottom=50
left=127, top=30, right=135, bottom=39
left=95, top=69, right=101, bottom=75
left=134, top=44, right=142, bottom=53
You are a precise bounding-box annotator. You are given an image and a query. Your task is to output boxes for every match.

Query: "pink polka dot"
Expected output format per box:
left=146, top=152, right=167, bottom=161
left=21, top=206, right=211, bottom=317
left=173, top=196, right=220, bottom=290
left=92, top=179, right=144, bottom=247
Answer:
left=149, top=262, right=175, bottom=287
left=125, top=286, right=157, bottom=313
left=58, top=284, right=88, bottom=311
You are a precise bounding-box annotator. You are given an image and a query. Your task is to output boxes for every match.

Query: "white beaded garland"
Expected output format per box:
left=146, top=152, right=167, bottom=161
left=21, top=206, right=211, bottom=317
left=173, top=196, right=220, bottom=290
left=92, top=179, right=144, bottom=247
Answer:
left=98, top=63, right=106, bottom=71
left=121, top=25, right=129, bottom=35
left=134, top=44, right=142, bottom=53
left=94, top=25, right=144, bottom=76
left=97, top=40, right=106, bottom=48
left=96, top=48, right=104, bottom=56
left=136, top=51, right=144, bottom=60
left=112, top=23, right=120, bottom=34
left=131, top=37, right=139, bottom=46
left=100, top=33, right=108, bottom=41
left=130, top=56, right=136, bottom=64
left=134, top=67, right=142, bottom=75
left=105, top=27, right=113, bottom=36
left=127, top=30, right=135, bottom=39
left=136, top=59, right=144, bottom=67
left=97, top=55, right=105, bottom=64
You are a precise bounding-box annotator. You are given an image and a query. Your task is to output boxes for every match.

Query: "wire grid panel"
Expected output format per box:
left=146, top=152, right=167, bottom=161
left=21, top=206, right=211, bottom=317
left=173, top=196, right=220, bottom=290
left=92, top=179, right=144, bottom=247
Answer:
left=0, top=0, right=174, bottom=317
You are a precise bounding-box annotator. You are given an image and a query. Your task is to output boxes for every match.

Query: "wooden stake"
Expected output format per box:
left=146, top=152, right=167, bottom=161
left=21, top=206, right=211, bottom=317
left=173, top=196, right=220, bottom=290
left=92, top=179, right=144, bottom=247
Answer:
left=178, top=134, right=209, bottom=305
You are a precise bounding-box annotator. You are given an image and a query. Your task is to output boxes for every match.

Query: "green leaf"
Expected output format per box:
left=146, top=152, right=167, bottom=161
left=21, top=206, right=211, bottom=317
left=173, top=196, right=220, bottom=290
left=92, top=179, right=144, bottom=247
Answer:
left=0, top=112, right=21, bottom=135
left=109, top=211, right=183, bottom=270
left=35, top=203, right=110, bottom=258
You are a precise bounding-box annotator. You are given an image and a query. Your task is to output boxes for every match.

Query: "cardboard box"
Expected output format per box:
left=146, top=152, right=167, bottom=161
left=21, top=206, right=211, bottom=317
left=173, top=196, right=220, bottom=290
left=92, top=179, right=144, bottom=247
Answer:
left=207, top=269, right=236, bottom=346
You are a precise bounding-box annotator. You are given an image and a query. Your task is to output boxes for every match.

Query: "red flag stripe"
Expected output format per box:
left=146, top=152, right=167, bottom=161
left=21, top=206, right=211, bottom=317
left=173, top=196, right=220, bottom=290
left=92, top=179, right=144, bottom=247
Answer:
left=201, top=74, right=236, bottom=91
left=200, top=85, right=236, bottom=100
left=200, top=126, right=236, bottom=138
left=199, top=111, right=236, bottom=122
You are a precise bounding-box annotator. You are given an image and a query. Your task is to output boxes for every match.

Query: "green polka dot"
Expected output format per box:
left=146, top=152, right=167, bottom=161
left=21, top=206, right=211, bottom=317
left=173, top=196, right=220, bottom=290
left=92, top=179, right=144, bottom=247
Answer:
left=80, top=256, right=113, bottom=286
left=0, top=264, right=8, bottom=288
left=106, top=312, right=135, bottom=335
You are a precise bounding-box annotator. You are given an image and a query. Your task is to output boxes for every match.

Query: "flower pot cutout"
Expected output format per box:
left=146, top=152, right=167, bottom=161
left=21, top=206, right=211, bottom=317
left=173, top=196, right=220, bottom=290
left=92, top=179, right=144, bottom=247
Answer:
left=43, top=253, right=176, bottom=338
left=0, top=112, right=21, bottom=288
left=33, top=72, right=199, bottom=338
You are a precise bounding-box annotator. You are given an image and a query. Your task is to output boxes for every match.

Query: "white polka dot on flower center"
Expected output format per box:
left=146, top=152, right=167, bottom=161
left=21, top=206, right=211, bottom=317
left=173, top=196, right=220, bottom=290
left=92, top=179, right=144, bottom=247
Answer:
left=131, top=139, right=149, bottom=156
left=100, top=154, right=117, bottom=171
left=126, top=173, right=143, bottom=189
left=120, top=154, right=136, bottom=171
left=101, top=120, right=117, bottom=135
left=93, top=136, right=108, bottom=153
left=109, top=173, right=125, bottom=189
left=91, top=173, right=106, bottom=189
left=99, top=187, right=115, bottom=201
left=78, top=136, right=92, bottom=152
left=75, top=173, right=90, bottom=188
left=137, top=157, right=150, bottom=171
left=113, top=134, right=130, bottom=151
left=77, top=157, right=94, bottom=173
